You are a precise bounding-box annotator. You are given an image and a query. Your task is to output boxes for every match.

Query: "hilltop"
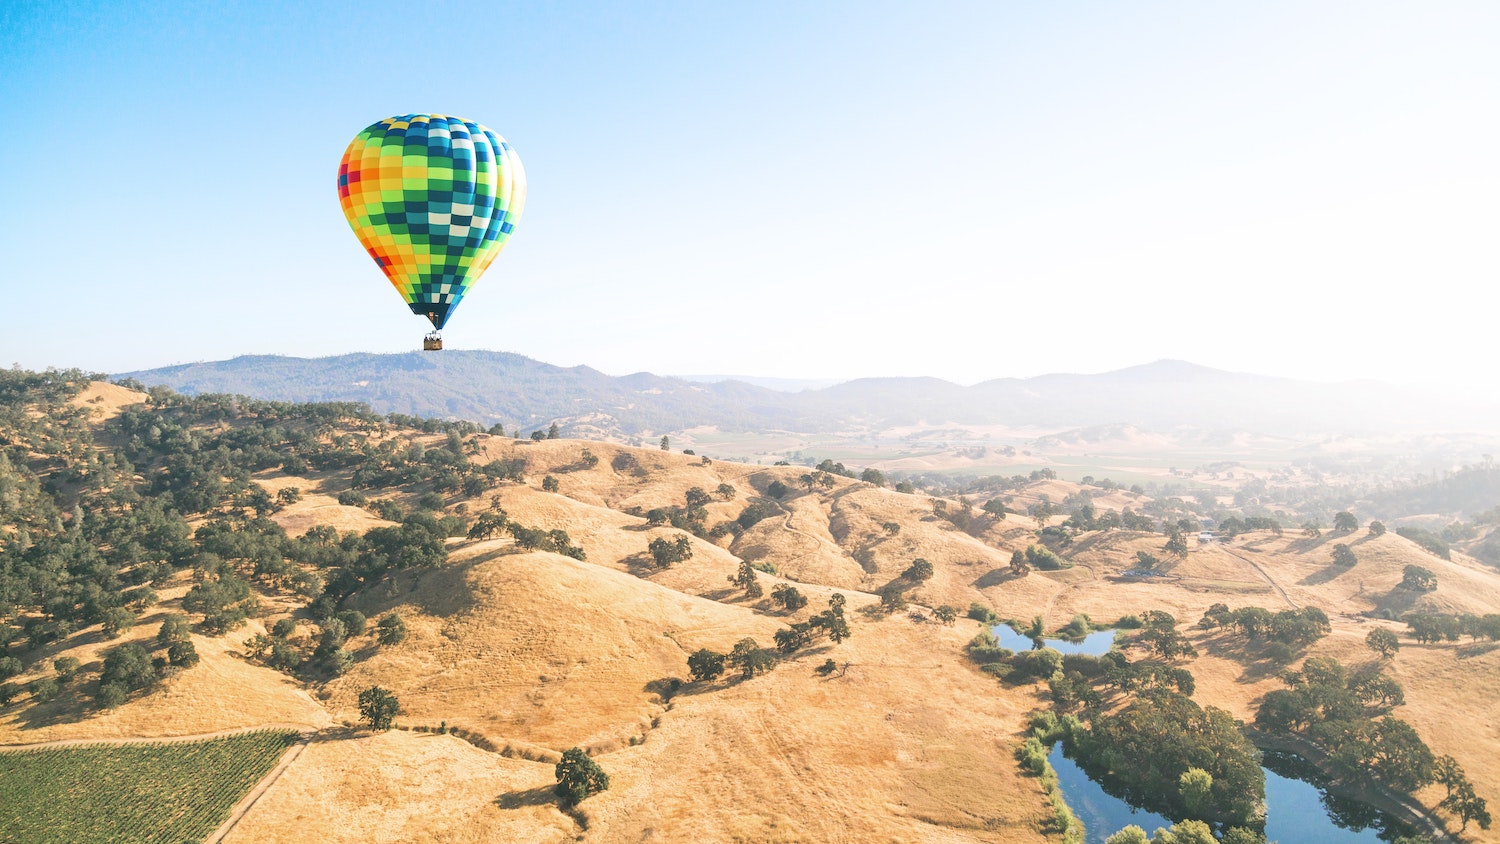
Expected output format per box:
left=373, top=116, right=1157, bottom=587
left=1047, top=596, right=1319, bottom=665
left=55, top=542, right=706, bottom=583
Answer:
left=1, top=371, right=1497, bottom=842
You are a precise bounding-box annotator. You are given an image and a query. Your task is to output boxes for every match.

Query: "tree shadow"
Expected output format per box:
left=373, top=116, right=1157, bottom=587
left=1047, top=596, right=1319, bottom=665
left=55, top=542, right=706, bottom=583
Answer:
left=973, top=568, right=1018, bottom=589
left=656, top=678, right=720, bottom=698
left=1235, top=656, right=1292, bottom=683
left=1369, top=587, right=1421, bottom=620
left=620, top=552, right=658, bottom=577
left=730, top=541, right=775, bottom=566
left=308, top=724, right=362, bottom=744
left=1300, top=563, right=1354, bottom=586
left=1288, top=535, right=1331, bottom=553
left=495, top=784, right=558, bottom=810
left=1457, top=642, right=1498, bottom=660
left=345, top=556, right=485, bottom=620
left=642, top=677, right=684, bottom=703
left=10, top=679, right=97, bottom=732
left=1195, top=630, right=1296, bottom=682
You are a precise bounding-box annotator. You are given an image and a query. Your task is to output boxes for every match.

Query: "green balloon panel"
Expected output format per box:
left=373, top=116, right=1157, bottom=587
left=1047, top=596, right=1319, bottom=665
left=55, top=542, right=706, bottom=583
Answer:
left=338, top=114, right=525, bottom=329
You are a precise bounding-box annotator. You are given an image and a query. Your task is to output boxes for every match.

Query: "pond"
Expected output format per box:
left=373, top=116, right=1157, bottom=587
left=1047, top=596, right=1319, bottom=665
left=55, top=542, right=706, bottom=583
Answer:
left=992, top=624, right=1116, bottom=656
left=1047, top=745, right=1412, bottom=843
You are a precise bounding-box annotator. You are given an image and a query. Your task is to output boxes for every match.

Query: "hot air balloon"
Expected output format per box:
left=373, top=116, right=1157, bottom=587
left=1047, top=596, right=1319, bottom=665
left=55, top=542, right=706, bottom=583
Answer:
left=338, top=114, right=525, bottom=350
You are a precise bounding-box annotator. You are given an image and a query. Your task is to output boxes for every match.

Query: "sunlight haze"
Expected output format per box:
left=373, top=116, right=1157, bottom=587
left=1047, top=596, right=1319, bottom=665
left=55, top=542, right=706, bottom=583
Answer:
left=2, top=1, right=1496, bottom=398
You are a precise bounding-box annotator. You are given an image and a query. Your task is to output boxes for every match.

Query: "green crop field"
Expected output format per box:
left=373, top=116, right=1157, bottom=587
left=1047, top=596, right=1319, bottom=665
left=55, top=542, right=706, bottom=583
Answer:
left=0, top=729, right=299, bottom=844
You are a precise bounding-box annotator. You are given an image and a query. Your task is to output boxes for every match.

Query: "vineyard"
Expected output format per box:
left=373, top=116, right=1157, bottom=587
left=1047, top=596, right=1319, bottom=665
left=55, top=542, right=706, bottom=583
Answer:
left=0, top=729, right=299, bottom=843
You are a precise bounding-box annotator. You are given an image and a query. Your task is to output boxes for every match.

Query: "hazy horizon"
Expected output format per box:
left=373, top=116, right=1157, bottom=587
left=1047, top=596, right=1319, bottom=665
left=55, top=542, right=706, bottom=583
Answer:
left=5, top=2, right=1497, bottom=400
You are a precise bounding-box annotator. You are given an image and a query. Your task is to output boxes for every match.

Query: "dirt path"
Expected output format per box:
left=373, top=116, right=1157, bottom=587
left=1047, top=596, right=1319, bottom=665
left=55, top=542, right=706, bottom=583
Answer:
left=1220, top=546, right=1299, bottom=610
left=777, top=507, right=830, bottom=564
left=204, top=731, right=314, bottom=843
left=1041, top=564, right=1096, bottom=621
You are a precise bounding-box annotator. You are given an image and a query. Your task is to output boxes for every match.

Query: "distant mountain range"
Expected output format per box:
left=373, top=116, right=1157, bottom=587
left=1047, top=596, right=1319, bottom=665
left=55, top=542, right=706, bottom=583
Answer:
left=118, top=353, right=1500, bottom=439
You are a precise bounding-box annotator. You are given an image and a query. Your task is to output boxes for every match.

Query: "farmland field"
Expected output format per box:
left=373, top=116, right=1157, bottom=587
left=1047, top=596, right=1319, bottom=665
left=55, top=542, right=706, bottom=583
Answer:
left=0, top=729, right=299, bottom=843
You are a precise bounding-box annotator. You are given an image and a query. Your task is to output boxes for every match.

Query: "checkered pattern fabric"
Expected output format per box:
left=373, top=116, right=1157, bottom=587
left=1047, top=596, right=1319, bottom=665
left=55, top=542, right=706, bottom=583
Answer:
left=338, top=114, right=526, bottom=330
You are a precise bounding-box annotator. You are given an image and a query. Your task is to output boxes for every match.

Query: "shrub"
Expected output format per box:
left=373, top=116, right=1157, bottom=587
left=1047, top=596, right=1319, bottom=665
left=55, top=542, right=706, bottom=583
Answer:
left=28, top=676, right=60, bottom=702
left=555, top=747, right=610, bottom=806
left=53, top=656, right=81, bottom=682
left=358, top=686, right=400, bottom=730
left=377, top=613, right=407, bottom=646
left=967, top=603, right=1001, bottom=624
left=0, top=656, right=23, bottom=681
left=168, top=640, right=200, bottom=668
left=337, top=610, right=367, bottom=638
left=687, top=648, right=727, bottom=682
left=100, top=607, right=136, bottom=639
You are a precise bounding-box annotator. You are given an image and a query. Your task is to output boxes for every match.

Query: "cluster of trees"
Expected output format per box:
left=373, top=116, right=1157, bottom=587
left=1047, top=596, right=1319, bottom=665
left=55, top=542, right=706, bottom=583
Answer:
left=685, top=594, right=851, bottom=683
left=1009, top=545, right=1065, bottom=576
left=1395, top=526, right=1451, bottom=561
left=770, top=583, right=808, bottom=612
left=1405, top=611, right=1500, bottom=643
left=465, top=502, right=585, bottom=560
left=1256, top=656, right=1408, bottom=735
left=1254, top=655, right=1487, bottom=829
left=979, top=605, right=1266, bottom=832
left=0, top=371, right=504, bottom=714
left=641, top=484, right=769, bottom=540
left=687, top=637, right=777, bottom=683
left=1213, top=515, right=1284, bottom=537
left=95, top=615, right=202, bottom=708
left=728, top=560, right=765, bottom=599
left=1198, top=603, right=1331, bottom=663
left=964, top=629, right=1068, bottom=684
left=506, top=523, right=586, bottom=560
left=1070, top=691, right=1265, bottom=829
left=1104, top=820, right=1269, bottom=844
left=773, top=593, right=850, bottom=654
left=1399, top=565, right=1437, bottom=592
left=1133, top=611, right=1197, bottom=661
left=798, top=470, right=838, bottom=493
left=647, top=535, right=693, bottom=568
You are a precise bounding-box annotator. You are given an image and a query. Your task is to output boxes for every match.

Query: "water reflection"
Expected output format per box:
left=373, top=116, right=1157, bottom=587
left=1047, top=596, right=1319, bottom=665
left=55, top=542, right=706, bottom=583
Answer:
left=1046, top=744, right=1412, bottom=844
left=991, top=625, right=1115, bottom=655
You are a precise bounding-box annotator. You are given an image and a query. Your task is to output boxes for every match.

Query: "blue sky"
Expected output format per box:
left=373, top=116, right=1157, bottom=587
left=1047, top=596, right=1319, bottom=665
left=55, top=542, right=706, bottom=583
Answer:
left=2, top=1, right=1497, bottom=397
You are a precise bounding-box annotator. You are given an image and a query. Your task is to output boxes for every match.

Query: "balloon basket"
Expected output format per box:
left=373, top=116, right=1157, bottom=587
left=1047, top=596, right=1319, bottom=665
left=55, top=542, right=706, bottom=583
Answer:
left=423, top=332, right=443, bottom=351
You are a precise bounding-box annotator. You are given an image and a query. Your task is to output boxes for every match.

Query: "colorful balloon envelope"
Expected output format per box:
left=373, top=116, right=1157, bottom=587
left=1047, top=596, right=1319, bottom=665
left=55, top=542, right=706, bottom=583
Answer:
left=338, top=114, right=525, bottom=334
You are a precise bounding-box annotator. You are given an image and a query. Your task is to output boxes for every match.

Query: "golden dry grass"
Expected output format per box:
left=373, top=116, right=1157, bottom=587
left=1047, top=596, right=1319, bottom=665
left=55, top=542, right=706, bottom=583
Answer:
left=7, top=428, right=1498, bottom=841
left=69, top=381, right=146, bottom=423
left=579, top=619, right=1052, bottom=843
left=222, top=729, right=577, bottom=844
left=321, top=542, right=784, bottom=754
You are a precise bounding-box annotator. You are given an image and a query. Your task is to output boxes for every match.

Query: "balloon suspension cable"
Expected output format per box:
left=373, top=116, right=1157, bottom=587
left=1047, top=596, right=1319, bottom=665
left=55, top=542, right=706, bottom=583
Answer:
left=423, top=330, right=443, bottom=351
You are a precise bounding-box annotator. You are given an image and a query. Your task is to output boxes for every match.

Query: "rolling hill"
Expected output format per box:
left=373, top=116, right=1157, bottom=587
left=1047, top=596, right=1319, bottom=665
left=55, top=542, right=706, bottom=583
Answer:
left=3, top=373, right=1497, bottom=842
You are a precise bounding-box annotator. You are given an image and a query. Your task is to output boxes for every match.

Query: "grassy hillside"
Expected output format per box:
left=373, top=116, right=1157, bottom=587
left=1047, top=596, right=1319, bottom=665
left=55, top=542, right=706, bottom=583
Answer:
left=1, top=372, right=1496, bottom=842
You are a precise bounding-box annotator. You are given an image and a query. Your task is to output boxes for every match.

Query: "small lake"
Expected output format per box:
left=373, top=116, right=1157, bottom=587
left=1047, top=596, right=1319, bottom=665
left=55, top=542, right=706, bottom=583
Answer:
left=992, top=625, right=1116, bottom=656
left=1048, top=745, right=1410, bottom=844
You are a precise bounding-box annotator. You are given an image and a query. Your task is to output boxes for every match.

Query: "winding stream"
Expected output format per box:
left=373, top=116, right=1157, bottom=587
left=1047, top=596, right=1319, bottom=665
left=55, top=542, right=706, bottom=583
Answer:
left=1047, top=744, right=1412, bottom=843
left=987, top=625, right=1412, bottom=843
